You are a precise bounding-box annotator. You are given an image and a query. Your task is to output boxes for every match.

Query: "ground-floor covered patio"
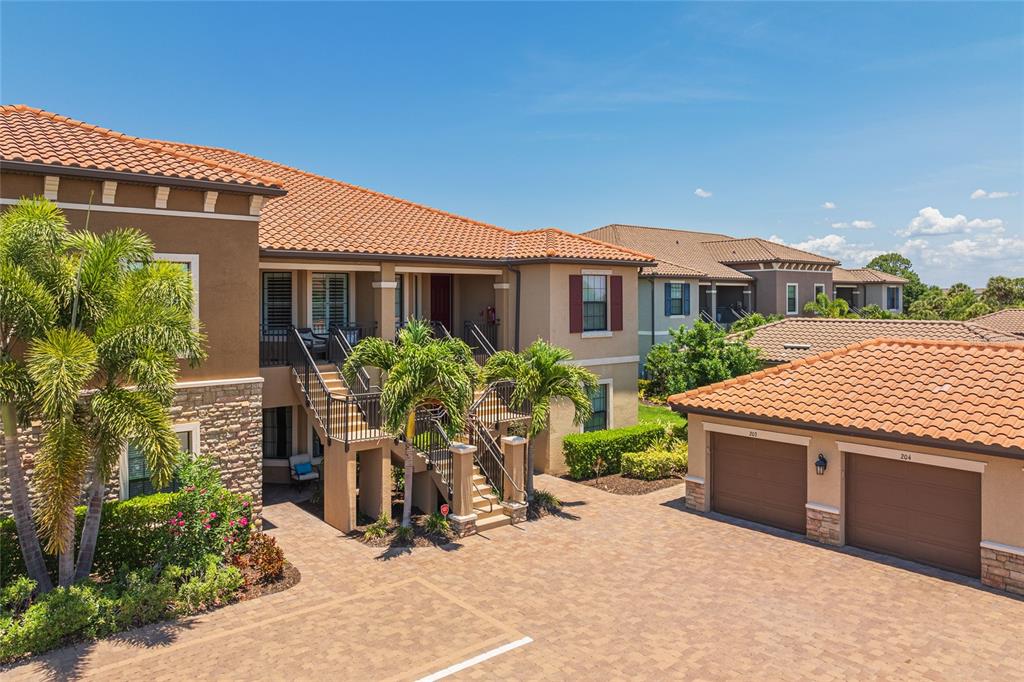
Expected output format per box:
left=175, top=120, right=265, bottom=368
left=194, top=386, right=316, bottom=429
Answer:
left=6, top=476, right=1022, bottom=680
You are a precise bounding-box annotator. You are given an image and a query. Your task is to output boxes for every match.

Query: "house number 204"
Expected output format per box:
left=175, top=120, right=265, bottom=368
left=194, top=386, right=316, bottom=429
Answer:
left=900, top=453, right=912, bottom=461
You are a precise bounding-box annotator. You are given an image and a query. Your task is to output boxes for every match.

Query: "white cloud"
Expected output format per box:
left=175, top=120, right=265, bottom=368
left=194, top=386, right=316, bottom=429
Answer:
left=901, top=235, right=1024, bottom=268
left=971, top=188, right=1018, bottom=200
left=770, top=233, right=884, bottom=267
left=897, top=206, right=1004, bottom=237
left=830, top=219, right=876, bottom=230
left=694, top=188, right=712, bottom=199
left=821, top=201, right=836, bottom=209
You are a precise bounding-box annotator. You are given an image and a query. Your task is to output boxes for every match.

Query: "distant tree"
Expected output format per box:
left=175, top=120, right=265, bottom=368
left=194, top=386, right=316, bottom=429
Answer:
left=907, top=284, right=991, bottom=321
left=673, top=321, right=761, bottom=390
left=866, top=253, right=927, bottom=310
left=728, top=313, right=782, bottom=333
left=804, top=293, right=856, bottom=318
left=981, top=276, right=1024, bottom=309
left=643, top=342, right=689, bottom=399
left=858, top=304, right=898, bottom=319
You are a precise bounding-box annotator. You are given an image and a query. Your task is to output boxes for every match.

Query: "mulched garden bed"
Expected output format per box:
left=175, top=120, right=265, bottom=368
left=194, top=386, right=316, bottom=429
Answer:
left=236, top=561, right=301, bottom=602
left=349, top=513, right=457, bottom=548
left=564, top=472, right=685, bottom=495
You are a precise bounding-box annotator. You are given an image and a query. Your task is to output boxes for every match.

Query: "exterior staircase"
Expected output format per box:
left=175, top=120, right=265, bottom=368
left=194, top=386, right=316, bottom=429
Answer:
left=469, top=462, right=511, bottom=531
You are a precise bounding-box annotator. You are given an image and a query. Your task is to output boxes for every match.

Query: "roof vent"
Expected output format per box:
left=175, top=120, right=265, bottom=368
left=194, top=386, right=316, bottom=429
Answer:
left=782, top=343, right=812, bottom=350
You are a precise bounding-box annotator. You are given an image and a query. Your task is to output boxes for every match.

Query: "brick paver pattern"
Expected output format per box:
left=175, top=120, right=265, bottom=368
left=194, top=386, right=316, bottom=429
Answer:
left=5, top=476, right=1023, bottom=680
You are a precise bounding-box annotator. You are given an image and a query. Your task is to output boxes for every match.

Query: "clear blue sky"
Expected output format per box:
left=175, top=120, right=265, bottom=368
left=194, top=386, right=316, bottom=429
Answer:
left=3, top=2, right=1021, bottom=286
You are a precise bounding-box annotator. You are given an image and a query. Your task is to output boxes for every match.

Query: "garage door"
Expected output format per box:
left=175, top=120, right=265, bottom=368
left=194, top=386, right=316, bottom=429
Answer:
left=711, top=433, right=807, bottom=533
left=846, top=454, right=981, bottom=577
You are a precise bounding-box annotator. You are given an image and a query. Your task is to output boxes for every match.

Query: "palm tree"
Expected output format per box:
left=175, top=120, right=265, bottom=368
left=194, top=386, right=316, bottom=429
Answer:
left=804, top=293, right=857, bottom=318
left=342, top=319, right=477, bottom=528
left=481, top=339, right=598, bottom=499
left=2, top=197, right=205, bottom=587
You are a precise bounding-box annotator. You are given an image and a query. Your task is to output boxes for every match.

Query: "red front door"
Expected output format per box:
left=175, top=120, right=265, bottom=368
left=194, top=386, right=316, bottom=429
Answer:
left=430, top=274, right=452, bottom=331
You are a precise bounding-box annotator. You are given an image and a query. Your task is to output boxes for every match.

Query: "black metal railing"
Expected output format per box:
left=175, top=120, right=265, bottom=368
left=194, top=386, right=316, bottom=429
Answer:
left=471, top=380, right=529, bottom=429
left=320, top=322, right=377, bottom=345
left=428, top=320, right=453, bottom=339
left=467, top=417, right=507, bottom=500
left=260, top=327, right=291, bottom=366
left=463, top=320, right=499, bottom=358
left=328, top=327, right=376, bottom=394
left=411, top=407, right=455, bottom=499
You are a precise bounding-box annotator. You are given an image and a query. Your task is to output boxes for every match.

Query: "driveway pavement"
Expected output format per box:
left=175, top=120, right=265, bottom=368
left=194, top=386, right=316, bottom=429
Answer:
left=6, top=475, right=1023, bottom=680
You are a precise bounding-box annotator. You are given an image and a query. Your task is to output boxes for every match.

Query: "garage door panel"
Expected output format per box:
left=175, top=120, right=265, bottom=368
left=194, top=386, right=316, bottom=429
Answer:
left=846, top=453, right=980, bottom=577
left=711, top=433, right=807, bottom=534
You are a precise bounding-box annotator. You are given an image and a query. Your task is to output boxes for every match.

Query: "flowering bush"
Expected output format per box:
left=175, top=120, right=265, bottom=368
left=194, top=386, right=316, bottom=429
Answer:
left=232, top=532, right=285, bottom=586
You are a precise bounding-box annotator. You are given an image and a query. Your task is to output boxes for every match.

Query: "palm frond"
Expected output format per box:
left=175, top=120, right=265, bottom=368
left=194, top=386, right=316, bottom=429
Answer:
left=91, top=387, right=179, bottom=489
left=26, top=328, right=97, bottom=422
left=32, top=416, right=90, bottom=554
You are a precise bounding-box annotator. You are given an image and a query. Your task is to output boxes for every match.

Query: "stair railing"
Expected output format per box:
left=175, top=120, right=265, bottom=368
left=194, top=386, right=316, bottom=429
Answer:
left=463, top=321, right=498, bottom=358
left=471, top=380, right=529, bottom=429
left=410, top=406, right=494, bottom=513
left=288, top=328, right=337, bottom=445
left=466, top=415, right=526, bottom=503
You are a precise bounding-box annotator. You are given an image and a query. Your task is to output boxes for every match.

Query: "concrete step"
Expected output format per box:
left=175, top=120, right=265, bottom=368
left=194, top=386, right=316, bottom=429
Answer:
left=474, top=514, right=512, bottom=532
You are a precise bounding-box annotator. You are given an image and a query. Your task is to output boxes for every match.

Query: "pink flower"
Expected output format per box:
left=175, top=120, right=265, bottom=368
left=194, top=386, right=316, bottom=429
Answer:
left=241, top=500, right=249, bottom=507
left=229, top=520, right=235, bottom=527
left=238, top=517, right=248, bottom=527
left=203, top=524, right=211, bottom=530
left=177, top=511, right=183, bottom=518
left=178, top=520, right=185, bottom=527
left=209, top=512, right=217, bottom=519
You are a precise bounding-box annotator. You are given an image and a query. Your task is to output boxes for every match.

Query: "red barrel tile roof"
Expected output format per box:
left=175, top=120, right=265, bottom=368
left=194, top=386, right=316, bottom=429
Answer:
left=668, top=338, right=1024, bottom=455
left=0, top=105, right=281, bottom=190
left=832, top=267, right=908, bottom=284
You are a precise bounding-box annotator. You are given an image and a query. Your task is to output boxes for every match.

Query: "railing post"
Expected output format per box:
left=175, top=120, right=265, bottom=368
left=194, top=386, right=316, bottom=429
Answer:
left=448, top=442, right=478, bottom=537
left=500, top=435, right=528, bottom=523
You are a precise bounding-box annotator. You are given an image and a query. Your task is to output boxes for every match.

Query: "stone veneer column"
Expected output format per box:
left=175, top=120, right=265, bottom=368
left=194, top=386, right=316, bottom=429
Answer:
left=684, top=475, right=707, bottom=511
left=805, top=503, right=841, bottom=546
left=981, top=543, right=1024, bottom=596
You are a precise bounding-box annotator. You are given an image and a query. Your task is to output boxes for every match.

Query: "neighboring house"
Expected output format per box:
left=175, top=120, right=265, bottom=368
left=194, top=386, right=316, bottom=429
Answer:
left=733, top=317, right=1020, bottom=364
left=832, top=267, right=906, bottom=313
left=668, top=338, right=1024, bottom=595
left=583, top=224, right=847, bottom=359
left=0, top=105, right=653, bottom=533
left=970, top=307, right=1024, bottom=338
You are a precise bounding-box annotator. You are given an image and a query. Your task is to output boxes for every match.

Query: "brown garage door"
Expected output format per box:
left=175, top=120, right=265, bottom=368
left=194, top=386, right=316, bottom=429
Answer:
left=711, top=433, right=807, bottom=533
left=846, top=454, right=981, bottom=577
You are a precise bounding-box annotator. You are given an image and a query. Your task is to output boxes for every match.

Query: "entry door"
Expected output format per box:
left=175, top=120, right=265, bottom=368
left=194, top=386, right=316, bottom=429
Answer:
left=430, top=275, right=453, bottom=330
left=846, top=454, right=981, bottom=577
left=711, top=433, right=807, bottom=533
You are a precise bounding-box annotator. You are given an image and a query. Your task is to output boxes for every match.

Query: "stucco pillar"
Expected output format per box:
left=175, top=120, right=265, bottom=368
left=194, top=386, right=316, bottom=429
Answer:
left=709, top=286, right=717, bottom=324
left=374, top=262, right=397, bottom=341
left=323, top=442, right=356, bottom=532
left=493, top=273, right=512, bottom=352
left=448, top=442, right=478, bottom=536
left=500, top=436, right=526, bottom=504
left=358, top=447, right=391, bottom=521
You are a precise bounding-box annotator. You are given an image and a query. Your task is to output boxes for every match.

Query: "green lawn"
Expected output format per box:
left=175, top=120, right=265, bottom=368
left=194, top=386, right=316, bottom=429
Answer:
left=638, top=402, right=686, bottom=427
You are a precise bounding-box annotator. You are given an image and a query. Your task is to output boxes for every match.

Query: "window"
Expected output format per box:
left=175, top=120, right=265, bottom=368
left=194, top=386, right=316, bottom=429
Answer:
left=582, top=275, right=608, bottom=331
left=262, top=407, right=293, bottom=459
left=123, top=424, right=197, bottom=499
left=583, top=383, right=609, bottom=432
left=262, top=272, right=293, bottom=330
left=786, top=283, right=799, bottom=315
left=311, top=273, right=348, bottom=332
left=153, top=253, right=199, bottom=321
left=395, top=274, right=404, bottom=324
left=665, top=282, right=691, bottom=317
left=886, top=286, right=901, bottom=311
left=814, top=283, right=826, bottom=299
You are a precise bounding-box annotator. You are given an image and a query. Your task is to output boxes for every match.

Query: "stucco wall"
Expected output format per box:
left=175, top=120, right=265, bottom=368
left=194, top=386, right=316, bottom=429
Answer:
left=685, top=413, right=1024, bottom=549
left=638, top=277, right=701, bottom=361
left=749, top=269, right=833, bottom=316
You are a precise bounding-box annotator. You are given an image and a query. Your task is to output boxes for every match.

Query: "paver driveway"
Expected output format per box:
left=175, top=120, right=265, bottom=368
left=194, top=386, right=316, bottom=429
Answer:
left=6, top=475, right=1023, bottom=680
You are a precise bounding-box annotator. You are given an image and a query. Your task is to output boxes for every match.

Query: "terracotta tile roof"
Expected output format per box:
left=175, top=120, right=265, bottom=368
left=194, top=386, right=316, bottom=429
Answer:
left=700, top=237, right=839, bottom=265
left=0, top=105, right=282, bottom=190
left=669, top=338, right=1024, bottom=456
left=731, top=317, right=1022, bottom=363
left=583, top=224, right=752, bottom=281
left=970, top=308, right=1024, bottom=337
left=158, top=141, right=653, bottom=263
left=833, top=267, right=908, bottom=284
left=642, top=257, right=706, bottom=278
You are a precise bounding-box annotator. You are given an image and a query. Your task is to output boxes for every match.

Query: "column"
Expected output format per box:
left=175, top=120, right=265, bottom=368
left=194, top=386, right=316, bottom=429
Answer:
left=448, top=442, right=478, bottom=537
left=373, top=262, right=397, bottom=341
left=500, top=435, right=528, bottom=523
left=358, top=446, right=391, bottom=521
left=493, top=274, right=513, bottom=352
left=709, top=286, right=717, bottom=324
left=322, top=442, right=356, bottom=532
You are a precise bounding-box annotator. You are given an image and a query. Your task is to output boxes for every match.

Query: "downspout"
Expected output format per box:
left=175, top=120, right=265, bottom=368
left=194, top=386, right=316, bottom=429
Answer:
left=509, top=266, right=522, bottom=352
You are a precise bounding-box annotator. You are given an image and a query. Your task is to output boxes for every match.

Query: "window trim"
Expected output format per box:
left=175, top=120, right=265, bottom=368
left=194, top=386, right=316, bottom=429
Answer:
left=813, top=283, right=826, bottom=299
left=119, top=421, right=200, bottom=500
left=153, top=253, right=199, bottom=322
left=785, top=283, right=799, bottom=315
left=581, top=273, right=609, bottom=332
left=886, top=285, right=901, bottom=311
left=580, top=378, right=613, bottom=433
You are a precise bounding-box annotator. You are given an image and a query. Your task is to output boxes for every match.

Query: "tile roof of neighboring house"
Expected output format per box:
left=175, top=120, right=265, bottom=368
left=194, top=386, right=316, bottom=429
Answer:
left=159, top=141, right=654, bottom=264
left=832, top=267, right=908, bottom=284
left=731, top=317, right=1022, bottom=363
left=583, top=224, right=753, bottom=281
left=669, top=338, right=1024, bottom=456
left=0, top=105, right=282, bottom=191
left=970, top=308, right=1024, bottom=338
left=700, top=237, right=839, bottom=265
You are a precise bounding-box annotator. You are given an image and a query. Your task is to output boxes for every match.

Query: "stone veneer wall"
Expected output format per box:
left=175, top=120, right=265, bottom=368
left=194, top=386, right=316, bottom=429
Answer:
left=981, top=545, right=1024, bottom=596
left=805, top=506, right=841, bottom=546
left=684, top=478, right=706, bottom=511
left=0, top=380, right=263, bottom=517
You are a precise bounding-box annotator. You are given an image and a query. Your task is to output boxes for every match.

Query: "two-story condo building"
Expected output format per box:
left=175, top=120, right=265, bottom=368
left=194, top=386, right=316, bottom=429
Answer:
left=0, top=106, right=653, bottom=535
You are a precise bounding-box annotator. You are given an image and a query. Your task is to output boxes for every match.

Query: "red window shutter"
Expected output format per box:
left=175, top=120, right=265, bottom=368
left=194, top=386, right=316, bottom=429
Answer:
left=610, top=275, right=623, bottom=331
left=569, top=275, right=583, bottom=333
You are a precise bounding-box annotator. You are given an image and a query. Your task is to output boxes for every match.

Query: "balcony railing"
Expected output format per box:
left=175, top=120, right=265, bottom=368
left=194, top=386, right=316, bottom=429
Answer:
left=261, top=323, right=377, bottom=367
left=260, top=327, right=291, bottom=366
left=463, top=320, right=499, bottom=358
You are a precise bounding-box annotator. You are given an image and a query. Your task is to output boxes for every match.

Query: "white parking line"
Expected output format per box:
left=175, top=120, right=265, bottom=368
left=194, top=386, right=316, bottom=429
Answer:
left=415, top=636, right=533, bottom=681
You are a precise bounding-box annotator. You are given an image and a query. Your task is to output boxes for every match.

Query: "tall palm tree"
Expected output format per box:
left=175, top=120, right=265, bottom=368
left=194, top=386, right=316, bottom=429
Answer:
left=342, top=319, right=477, bottom=528
left=481, top=339, right=598, bottom=498
left=804, top=293, right=857, bottom=318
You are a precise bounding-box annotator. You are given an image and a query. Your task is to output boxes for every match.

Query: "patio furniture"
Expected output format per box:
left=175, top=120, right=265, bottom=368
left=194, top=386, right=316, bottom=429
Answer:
left=289, top=453, right=320, bottom=488
left=296, top=327, right=328, bottom=360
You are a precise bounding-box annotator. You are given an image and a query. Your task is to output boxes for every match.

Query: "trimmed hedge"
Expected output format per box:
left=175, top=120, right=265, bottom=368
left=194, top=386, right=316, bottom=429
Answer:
left=562, top=423, right=666, bottom=480
left=622, top=447, right=688, bottom=481
left=0, top=494, right=176, bottom=586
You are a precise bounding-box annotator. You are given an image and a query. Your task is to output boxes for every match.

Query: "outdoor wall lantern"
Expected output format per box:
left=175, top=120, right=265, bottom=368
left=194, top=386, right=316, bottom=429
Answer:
left=815, top=454, right=828, bottom=475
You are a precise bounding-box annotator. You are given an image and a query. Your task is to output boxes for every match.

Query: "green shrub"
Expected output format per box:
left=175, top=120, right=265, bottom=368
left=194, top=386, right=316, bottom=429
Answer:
left=173, top=556, right=244, bottom=615
left=394, top=525, right=414, bottom=543
left=0, top=584, right=100, bottom=663
left=528, top=489, right=562, bottom=519
left=363, top=514, right=391, bottom=541
left=1, top=493, right=176, bottom=585
left=97, top=568, right=176, bottom=633
left=562, top=423, right=666, bottom=480
left=1, top=577, right=36, bottom=616
left=667, top=422, right=687, bottom=442
left=621, top=446, right=688, bottom=481
left=424, top=512, right=452, bottom=539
